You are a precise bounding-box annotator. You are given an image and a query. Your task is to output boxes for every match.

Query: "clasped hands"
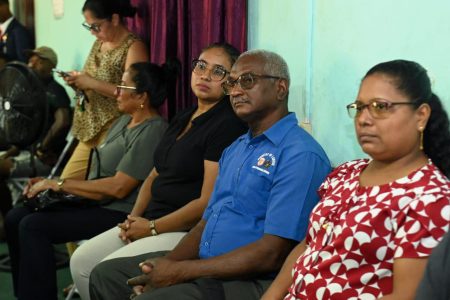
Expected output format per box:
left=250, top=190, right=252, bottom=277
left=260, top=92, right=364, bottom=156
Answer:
left=127, top=257, right=182, bottom=298
left=118, top=215, right=155, bottom=243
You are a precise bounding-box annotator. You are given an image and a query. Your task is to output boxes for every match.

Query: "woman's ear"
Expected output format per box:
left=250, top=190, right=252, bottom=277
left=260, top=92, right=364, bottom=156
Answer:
left=111, top=13, right=120, bottom=26
left=416, top=103, right=431, bottom=130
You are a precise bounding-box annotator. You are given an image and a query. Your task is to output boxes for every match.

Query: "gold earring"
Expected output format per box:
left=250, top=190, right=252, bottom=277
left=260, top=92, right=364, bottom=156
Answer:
left=140, top=103, right=144, bottom=109
left=419, top=127, right=424, bottom=150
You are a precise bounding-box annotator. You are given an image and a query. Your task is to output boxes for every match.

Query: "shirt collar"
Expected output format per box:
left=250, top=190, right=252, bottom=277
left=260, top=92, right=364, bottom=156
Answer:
left=0, top=17, right=14, bottom=34
left=242, top=112, right=299, bottom=146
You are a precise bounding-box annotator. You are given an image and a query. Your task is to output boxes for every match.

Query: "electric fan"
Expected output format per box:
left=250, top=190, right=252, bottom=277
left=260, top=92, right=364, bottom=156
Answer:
left=0, top=61, right=47, bottom=148
left=0, top=62, right=54, bottom=273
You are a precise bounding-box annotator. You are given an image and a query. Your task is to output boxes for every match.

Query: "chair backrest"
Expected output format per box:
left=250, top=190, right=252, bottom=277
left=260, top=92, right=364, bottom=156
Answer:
left=47, top=134, right=75, bottom=179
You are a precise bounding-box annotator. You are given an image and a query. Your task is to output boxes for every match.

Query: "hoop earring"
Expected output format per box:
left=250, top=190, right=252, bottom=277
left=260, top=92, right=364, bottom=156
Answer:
left=419, top=127, right=424, bottom=151
left=140, top=103, right=144, bottom=109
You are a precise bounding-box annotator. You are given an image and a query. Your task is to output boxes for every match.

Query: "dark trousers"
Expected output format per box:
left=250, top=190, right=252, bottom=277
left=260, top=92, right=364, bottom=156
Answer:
left=5, top=205, right=127, bottom=300
left=0, top=180, right=13, bottom=218
left=90, top=252, right=272, bottom=300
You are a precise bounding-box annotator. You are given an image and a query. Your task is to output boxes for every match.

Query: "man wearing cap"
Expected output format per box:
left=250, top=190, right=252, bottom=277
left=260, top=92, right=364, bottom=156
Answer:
left=0, top=46, right=72, bottom=228
left=0, top=0, right=33, bottom=63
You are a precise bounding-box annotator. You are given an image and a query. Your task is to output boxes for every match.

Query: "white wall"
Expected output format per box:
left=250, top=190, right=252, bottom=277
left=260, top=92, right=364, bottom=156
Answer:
left=34, top=0, right=94, bottom=100
left=248, top=0, right=450, bottom=165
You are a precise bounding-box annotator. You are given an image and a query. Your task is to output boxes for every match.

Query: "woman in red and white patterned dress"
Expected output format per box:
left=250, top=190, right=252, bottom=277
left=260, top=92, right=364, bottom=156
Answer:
left=262, top=60, right=450, bottom=300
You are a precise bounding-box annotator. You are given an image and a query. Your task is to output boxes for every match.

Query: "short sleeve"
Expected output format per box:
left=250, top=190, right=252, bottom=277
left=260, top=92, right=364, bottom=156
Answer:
left=116, top=120, right=168, bottom=181
left=47, top=82, right=71, bottom=109
left=415, top=231, right=450, bottom=300
left=204, top=117, right=246, bottom=162
left=264, top=151, right=331, bottom=241
left=393, top=193, right=450, bottom=258
left=202, top=147, right=230, bottom=221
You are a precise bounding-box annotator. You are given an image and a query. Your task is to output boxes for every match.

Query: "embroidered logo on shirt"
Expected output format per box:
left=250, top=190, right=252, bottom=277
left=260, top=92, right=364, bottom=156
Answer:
left=252, top=153, right=276, bottom=174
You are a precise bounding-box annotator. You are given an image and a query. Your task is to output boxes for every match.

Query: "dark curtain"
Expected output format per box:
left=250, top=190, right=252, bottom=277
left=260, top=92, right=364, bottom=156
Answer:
left=126, top=0, right=247, bottom=119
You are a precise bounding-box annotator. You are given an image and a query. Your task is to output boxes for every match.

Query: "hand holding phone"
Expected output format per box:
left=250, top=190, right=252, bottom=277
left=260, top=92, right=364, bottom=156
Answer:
left=52, top=68, right=70, bottom=77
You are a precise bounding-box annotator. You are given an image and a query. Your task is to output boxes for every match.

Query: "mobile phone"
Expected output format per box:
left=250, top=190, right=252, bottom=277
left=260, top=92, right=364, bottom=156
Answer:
left=52, top=68, right=70, bottom=77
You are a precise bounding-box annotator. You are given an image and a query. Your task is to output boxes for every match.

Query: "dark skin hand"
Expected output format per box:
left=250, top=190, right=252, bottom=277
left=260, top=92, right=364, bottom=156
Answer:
left=126, top=220, right=296, bottom=297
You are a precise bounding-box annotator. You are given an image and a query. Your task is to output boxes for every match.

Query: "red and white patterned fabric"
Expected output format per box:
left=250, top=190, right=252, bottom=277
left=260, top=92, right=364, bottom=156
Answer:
left=286, top=159, right=450, bottom=300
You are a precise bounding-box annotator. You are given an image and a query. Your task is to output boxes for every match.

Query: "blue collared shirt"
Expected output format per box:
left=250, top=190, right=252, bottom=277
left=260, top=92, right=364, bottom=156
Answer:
left=199, top=113, right=331, bottom=259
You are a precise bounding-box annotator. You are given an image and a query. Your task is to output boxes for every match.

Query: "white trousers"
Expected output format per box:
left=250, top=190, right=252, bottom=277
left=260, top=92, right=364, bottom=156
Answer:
left=70, top=226, right=186, bottom=300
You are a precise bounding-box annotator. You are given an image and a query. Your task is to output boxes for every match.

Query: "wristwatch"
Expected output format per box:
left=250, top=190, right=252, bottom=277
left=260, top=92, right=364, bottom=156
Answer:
left=56, top=178, right=65, bottom=192
left=149, top=219, right=158, bottom=236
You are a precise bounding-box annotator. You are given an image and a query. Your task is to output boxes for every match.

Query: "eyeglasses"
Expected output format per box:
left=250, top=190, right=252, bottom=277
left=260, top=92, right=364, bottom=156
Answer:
left=192, top=59, right=229, bottom=81
left=346, top=99, right=416, bottom=119
left=115, top=85, right=137, bottom=95
left=221, top=73, right=285, bottom=95
left=81, top=20, right=106, bottom=33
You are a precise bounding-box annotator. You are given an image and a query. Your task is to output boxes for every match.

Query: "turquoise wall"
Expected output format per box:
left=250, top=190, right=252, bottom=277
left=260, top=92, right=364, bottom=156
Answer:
left=33, top=0, right=450, bottom=166
left=34, top=0, right=93, bottom=100
left=248, top=0, right=450, bottom=166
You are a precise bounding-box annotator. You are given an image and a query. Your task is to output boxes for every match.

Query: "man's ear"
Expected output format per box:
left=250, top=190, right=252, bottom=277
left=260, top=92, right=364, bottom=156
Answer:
left=276, top=79, right=288, bottom=101
left=416, top=103, right=431, bottom=130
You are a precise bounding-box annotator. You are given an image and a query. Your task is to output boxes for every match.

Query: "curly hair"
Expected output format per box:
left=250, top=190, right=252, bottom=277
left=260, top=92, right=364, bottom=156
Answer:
left=365, top=59, right=450, bottom=177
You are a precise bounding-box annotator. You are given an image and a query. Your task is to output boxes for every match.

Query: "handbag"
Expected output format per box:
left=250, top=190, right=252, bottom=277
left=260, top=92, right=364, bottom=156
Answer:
left=23, top=147, right=100, bottom=212
left=23, top=189, right=95, bottom=212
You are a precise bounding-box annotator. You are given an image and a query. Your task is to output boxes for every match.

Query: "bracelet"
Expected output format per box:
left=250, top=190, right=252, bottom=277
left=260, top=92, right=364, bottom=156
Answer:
left=56, top=178, right=65, bottom=192
left=149, top=219, right=158, bottom=236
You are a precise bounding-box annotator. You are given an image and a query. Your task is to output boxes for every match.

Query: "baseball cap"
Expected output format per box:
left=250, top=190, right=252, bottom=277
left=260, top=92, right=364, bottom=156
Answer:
left=24, top=46, right=58, bottom=67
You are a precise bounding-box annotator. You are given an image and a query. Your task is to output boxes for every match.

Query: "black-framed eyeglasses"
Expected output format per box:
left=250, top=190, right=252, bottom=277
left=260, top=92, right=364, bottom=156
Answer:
left=346, top=98, right=416, bottom=119
left=82, top=20, right=106, bottom=33
left=192, top=59, right=229, bottom=81
left=115, top=85, right=137, bottom=95
left=222, top=73, right=285, bottom=95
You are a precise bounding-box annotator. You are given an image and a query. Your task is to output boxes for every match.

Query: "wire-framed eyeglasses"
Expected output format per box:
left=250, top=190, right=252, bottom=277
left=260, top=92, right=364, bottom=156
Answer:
left=115, top=85, right=137, bottom=95
left=192, top=59, right=229, bottom=81
left=221, top=73, right=285, bottom=95
left=81, top=20, right=106, bottom=33
left=346, top=99, right=416, bottom=119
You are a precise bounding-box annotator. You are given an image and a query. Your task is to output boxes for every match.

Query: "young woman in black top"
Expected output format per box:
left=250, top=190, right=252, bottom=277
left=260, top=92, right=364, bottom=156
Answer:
left=71, top=43, right=247, bottom=300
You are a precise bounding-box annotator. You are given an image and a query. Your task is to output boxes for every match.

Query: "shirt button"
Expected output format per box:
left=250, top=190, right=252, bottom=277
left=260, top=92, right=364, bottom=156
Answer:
left=213, top=214, right=218, bottom=218
left=249, top=145, right=254, bottom=149
left=204, top=242, right=209, bottom=247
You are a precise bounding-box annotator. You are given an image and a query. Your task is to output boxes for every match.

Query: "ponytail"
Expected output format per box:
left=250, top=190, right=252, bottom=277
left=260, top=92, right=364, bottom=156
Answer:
left=423, top=93, right=450, bottom=177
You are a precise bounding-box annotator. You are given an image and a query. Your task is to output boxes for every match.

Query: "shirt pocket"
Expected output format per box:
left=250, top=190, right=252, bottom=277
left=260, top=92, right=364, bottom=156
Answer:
left=236, top=167, right=273, bottom=216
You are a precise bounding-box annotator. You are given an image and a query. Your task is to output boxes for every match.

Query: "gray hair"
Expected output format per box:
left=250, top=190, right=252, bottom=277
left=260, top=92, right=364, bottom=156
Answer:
left=238, top=49, right=290, bottom=87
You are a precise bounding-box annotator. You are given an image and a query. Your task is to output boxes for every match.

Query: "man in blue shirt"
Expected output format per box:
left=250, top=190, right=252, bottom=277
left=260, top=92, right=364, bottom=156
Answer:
left=89, top=50, right=331, bottom=300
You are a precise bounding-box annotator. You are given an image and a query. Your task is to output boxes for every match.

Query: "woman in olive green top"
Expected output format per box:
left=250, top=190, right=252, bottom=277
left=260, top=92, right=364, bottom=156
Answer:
left=5, top=61, right=177, bottom=300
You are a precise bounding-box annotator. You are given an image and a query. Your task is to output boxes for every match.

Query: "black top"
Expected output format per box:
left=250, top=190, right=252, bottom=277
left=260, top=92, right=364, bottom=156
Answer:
left=145, top=98, right=247, bottom=219
left=43, top=77, right=72, bottom=155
